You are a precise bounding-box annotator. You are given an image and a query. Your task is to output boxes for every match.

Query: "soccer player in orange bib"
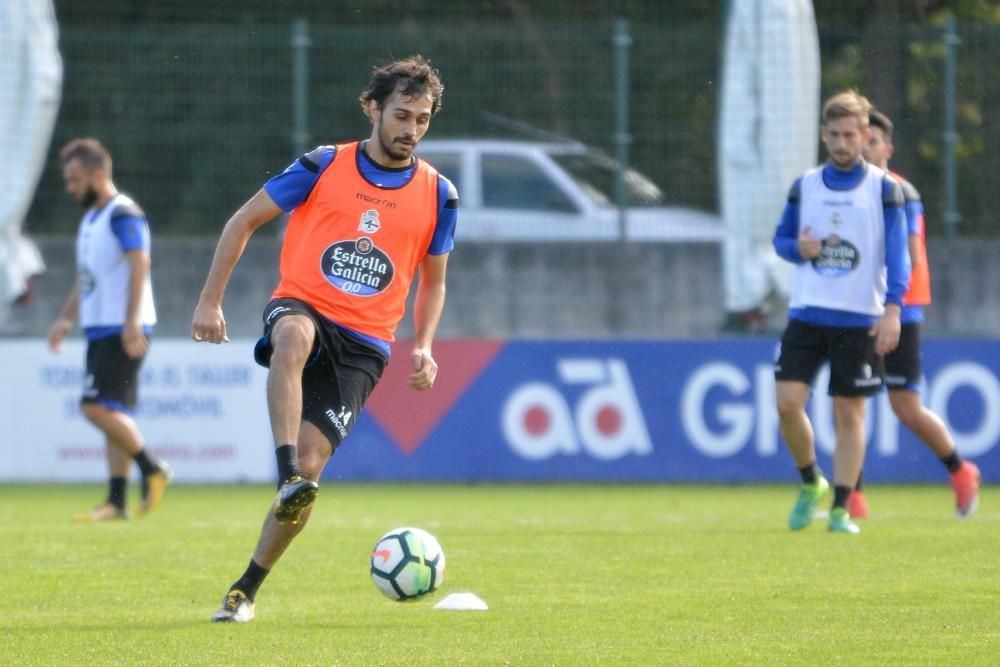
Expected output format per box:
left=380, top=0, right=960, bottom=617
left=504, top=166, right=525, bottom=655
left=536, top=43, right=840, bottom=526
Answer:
left=191, top=56, right=457, bottom=622
left=849, top=109, right=980, bottom=520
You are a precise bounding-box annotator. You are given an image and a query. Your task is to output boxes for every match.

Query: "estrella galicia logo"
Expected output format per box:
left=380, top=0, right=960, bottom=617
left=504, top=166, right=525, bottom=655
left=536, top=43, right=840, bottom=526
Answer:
left=320, top=238, right=394, bottom=296
left=812, top=235, right=860, bottom=277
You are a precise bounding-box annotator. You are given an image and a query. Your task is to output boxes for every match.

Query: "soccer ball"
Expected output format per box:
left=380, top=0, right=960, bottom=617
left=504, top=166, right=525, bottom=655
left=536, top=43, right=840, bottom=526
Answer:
left=370, top=527, right=446, bottom=601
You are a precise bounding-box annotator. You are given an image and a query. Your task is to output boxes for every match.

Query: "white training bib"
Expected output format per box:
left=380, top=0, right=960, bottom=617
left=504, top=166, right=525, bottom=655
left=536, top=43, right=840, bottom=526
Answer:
left=790, top=164, right=887, bottom=316
left=76, top=193, right=156, bottom=329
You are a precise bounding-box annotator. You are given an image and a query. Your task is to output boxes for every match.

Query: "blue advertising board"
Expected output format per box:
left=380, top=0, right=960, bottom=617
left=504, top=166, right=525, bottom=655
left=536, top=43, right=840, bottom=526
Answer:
left=326, top=339, right=1000, bottom=483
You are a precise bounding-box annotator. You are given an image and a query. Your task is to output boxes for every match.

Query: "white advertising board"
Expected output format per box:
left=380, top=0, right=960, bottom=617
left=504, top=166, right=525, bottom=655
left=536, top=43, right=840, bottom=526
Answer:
left=0, top=339, right=274, bottom=482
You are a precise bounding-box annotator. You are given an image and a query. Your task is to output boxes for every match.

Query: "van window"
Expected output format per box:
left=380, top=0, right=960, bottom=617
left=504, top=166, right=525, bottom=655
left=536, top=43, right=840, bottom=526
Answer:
left=551, top=151, right=664, bottom=208
left=420, top=152, right=462, bottom=194
left=481, top=154, right=577, bottom=212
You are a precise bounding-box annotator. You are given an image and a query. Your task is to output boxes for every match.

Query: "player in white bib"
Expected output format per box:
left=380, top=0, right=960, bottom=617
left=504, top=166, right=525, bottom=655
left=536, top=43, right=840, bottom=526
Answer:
left=771, top=92, right=910, bottom=534
left=47, top=138, right=171, bottom=521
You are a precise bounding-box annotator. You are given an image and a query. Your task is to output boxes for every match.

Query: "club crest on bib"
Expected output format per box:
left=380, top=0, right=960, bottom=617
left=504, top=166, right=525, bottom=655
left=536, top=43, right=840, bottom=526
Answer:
left=358, top=208, right=381, bottom=234
left=79, top=267, right=97, bottom=296
left=320, top=237, right=395, bottom=297
left=812, top=234, right=860, bottom=277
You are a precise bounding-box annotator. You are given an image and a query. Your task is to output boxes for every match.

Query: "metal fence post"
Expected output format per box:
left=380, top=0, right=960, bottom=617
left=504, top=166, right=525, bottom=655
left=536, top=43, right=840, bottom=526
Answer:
left=942, top=12, right=960, bottom=239
left=291, top=18, right=311, bottom=158
left=613, top=17, right=632, bottom=242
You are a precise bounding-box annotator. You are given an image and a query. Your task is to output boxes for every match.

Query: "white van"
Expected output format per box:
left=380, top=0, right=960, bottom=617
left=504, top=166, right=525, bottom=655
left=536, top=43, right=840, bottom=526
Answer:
left=416, top=139, right=722, bottom=243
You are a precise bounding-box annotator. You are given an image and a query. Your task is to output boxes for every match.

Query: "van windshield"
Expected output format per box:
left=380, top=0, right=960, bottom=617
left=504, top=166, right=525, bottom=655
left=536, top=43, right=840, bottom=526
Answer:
left=550, top=151, right=664, bottom=208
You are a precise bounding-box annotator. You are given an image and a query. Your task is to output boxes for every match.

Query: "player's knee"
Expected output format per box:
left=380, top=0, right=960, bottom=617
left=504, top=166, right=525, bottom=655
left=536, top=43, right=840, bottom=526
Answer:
left=889, top=392, right=922, bottom=425
left=270, top=317, right=315, bottom=366
left=832, top=399, right=865, bottom=429
left=775, top=382, right=809, bottom=419
left=775, top=393, right=805, bottom=419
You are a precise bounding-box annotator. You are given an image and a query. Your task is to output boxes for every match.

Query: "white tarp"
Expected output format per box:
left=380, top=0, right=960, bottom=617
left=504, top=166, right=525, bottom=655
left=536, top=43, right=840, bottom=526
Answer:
left=718, top=0, right=820, bottom=313
left=0, top=0, right=62, bottom=323
left=0, top=339, right=275, bottom=482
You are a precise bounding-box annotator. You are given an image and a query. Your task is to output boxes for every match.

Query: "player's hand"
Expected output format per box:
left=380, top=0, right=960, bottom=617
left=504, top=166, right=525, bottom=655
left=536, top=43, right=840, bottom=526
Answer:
left=870, top=305, right=902, bottom=356
left=46, top=316, right=73, bottom=353
left=797, top=225, right=822, bottom=260
left=191, top=300, right=229, bottom=344
left=408, top=348, right=438, bottom=391
left=121, top=320, right=148, bottom=359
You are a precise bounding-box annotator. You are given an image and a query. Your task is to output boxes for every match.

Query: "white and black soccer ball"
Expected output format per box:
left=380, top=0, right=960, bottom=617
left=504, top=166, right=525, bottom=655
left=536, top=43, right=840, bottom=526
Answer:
left=370, top=527, right=446, bottom=601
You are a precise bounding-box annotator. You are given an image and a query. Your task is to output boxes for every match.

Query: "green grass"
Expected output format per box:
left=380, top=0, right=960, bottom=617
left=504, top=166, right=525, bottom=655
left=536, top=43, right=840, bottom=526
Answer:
left=0, top=483, right=997, bottom=666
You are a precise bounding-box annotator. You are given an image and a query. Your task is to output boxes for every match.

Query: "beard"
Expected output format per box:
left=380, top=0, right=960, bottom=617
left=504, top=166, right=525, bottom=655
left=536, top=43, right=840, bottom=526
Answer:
left=78, top=187, right=98, bottom=208
left=376, top=121, right=414, bottom=162
left=829, top=150, right=858, bottom=169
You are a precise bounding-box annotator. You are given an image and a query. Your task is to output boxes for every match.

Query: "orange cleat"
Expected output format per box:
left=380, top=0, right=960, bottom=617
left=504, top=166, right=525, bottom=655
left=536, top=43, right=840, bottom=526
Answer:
left=950, top=461, right=981, bottom=519
left=848, top=490, right=869, bottom=519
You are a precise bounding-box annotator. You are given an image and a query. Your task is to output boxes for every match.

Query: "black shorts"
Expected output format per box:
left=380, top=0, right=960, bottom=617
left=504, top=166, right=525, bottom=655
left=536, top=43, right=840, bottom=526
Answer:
left=82, top=335, right=146, bottom=411
left=254, top=298, right=388, bottom=450
left=774, top=320, right=884, bottom=397
left=884, top=322, right=922, bottom=391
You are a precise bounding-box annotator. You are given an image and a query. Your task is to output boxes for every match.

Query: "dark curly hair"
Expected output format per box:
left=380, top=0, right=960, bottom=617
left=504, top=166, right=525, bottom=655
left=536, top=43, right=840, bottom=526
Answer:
left=359, top=55, right=444, bottom=117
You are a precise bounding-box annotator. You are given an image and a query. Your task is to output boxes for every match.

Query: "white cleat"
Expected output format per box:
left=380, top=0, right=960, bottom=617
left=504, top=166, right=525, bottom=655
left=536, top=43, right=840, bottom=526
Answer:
left=211, top=589, right=255, bottom=623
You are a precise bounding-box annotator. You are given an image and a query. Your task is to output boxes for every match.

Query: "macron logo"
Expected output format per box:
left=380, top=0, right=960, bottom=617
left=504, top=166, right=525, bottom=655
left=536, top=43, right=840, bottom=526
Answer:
left=325, top=406, right=353, bottom=440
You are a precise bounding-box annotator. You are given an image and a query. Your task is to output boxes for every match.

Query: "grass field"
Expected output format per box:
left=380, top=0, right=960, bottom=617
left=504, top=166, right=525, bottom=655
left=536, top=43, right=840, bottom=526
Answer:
left=0, top=483, right=997, bottom=666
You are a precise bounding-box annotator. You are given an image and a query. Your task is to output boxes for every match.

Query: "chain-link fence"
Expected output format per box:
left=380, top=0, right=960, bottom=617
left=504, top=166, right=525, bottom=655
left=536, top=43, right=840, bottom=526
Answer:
left=22, top=4, right=999, bottom=239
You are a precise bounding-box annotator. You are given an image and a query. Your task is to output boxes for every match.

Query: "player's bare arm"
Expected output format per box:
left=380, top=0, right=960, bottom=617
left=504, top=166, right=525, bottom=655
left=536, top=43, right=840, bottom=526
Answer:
left=192, top=189, right=283, bottom=344
left=408, top=252, right=449, bottom=391
left=122, top=249, right=151, bottom=359
left=47, top=278, right=81, bottom=353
